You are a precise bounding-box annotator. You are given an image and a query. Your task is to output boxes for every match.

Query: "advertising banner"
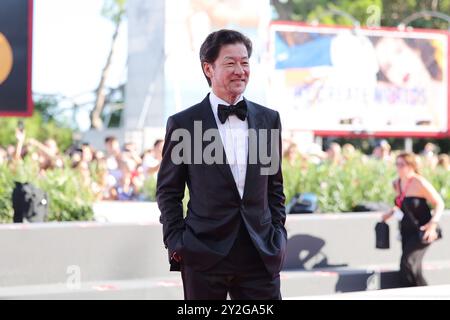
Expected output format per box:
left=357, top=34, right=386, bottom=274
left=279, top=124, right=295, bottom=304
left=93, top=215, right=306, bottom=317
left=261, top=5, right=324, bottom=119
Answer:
left=0, top=0, right=33, bottom=116
left=269, top=22, right=449, bottom=137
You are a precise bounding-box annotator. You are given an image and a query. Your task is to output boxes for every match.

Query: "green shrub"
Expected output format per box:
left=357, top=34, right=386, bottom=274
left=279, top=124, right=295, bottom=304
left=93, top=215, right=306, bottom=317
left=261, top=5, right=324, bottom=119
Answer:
left=0, top=163, right=14, bottom=223
left=141, top=175, right=189, bottom=215
left=0, top=159, right=94, bottom=223
left=283, top=155, right=450, bottom=212
left=141, top=155, right=449, bottom=213
left=2, top=155, right=448, bottom=223
left=142, top=175, right=157, bottom=201
left=422, top=166, right=450, bottom=209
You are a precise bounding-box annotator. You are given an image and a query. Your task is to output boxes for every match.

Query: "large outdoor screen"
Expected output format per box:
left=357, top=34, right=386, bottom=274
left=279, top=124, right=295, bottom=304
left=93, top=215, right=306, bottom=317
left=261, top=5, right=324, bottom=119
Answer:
left=269, top=22, right=449, bottom=137
left=0, top=0, right=33, bottom=117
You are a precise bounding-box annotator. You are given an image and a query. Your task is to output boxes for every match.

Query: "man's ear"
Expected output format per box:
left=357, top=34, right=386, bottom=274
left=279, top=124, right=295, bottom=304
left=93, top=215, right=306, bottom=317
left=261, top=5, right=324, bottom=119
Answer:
left=203, top=62, right=213, bottom=78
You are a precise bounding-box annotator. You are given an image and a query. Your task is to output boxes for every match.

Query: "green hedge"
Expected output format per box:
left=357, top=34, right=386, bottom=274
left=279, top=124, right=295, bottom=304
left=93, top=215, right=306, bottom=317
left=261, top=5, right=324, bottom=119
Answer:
left=1, top=155, right=448, bottom=223
left=142, top=175, right=157, bottom=201
left=0, top=159, right=95, bottom=223
left=283, top=156, right=450, bottom=212
left=141, top=155, right=449, bottom=213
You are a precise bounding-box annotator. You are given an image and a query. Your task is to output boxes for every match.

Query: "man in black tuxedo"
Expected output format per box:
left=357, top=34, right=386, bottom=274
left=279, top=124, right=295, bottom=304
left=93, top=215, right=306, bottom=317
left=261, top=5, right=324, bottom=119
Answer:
left=157, top=29, right=287, bottom=300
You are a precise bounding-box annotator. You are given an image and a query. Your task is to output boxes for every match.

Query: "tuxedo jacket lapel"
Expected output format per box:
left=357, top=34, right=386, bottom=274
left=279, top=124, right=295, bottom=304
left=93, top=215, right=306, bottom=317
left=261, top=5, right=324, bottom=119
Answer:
left=243, top=99, right=265, bottom=201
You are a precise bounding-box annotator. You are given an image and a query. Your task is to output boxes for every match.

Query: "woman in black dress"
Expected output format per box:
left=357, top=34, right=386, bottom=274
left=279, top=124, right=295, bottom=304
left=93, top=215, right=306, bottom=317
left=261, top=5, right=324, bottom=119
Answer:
left=382, top=152, right=444, bottom=287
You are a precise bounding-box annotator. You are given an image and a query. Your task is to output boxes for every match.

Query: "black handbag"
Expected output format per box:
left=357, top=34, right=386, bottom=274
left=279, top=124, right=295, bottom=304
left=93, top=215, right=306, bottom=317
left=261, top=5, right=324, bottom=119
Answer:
left=375, top=221, right=390, bottom=249
left=403, top=207, right=443, bottom=244
left=418, top=228, right=443, bottom=244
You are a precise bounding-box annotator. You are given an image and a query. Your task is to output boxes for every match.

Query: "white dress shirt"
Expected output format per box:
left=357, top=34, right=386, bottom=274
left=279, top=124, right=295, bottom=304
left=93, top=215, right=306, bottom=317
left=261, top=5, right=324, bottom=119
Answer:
left=209, top=91, right=248, bottom=198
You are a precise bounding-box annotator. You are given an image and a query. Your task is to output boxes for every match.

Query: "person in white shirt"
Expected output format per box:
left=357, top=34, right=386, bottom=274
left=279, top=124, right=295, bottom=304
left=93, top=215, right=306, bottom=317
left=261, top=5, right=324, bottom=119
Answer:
left=157, top=29, right=286, bottom=300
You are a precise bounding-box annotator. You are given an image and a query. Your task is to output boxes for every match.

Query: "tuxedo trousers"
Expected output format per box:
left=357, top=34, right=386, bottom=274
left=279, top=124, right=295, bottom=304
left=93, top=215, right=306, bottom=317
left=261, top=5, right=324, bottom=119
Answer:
left=181, top=217, right=281, bottom=300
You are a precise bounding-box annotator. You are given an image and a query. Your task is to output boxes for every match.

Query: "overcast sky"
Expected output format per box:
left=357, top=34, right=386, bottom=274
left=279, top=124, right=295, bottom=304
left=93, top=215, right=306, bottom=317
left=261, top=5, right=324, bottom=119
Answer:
left=32, top=0, right=127, bottom=99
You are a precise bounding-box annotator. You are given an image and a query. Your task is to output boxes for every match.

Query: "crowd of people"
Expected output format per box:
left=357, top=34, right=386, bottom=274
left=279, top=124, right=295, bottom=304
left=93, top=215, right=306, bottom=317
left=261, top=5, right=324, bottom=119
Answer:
left=0, top=129, right=163, bottom=201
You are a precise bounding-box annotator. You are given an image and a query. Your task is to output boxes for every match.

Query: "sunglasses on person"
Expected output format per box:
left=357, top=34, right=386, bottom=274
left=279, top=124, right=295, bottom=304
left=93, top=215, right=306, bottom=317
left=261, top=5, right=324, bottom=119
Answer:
left=395, top=162, right=407, bottom=168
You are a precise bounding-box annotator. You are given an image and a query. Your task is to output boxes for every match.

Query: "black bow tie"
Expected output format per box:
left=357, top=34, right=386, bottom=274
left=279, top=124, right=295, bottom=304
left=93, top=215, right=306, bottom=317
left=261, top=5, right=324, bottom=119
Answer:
left=217, top=100, right=247, bottom=124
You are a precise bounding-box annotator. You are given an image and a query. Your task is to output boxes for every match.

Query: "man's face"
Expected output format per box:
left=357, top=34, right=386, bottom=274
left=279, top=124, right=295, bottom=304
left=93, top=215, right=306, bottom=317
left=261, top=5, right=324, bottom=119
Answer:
left=106, top=140, right=120, bottom=155
left=203, top=43, right=250, bottom=103
left=155, top=141, right=164, bottom=155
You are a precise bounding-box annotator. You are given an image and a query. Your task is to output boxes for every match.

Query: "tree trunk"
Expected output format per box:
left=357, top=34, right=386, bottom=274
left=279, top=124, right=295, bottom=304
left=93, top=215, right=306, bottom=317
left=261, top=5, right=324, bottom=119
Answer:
left=271, top=0, right=294, bottom=21
left=90, top=18, right=122, bottom=129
